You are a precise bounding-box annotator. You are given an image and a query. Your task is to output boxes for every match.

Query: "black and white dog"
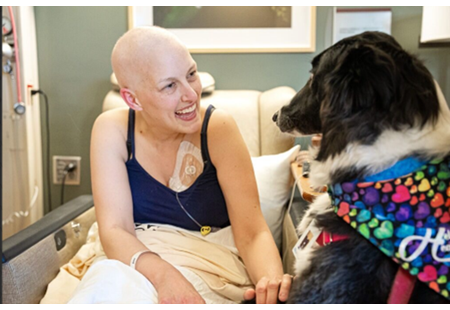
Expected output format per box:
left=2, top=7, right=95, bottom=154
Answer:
left=274, top=31, right=450, bottom=303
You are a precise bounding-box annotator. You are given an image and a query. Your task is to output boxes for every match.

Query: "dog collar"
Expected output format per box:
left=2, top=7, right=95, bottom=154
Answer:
left=316, top=231, right=348, bottom=246
left=361, top=157, right=427, bottom=183
left=328, top=156, right=450, bottom=300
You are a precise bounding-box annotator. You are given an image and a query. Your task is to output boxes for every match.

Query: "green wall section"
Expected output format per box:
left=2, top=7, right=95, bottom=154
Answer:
left=35, top=7, right=127, bottom=213
left=34, top=7, right=450, bottom=214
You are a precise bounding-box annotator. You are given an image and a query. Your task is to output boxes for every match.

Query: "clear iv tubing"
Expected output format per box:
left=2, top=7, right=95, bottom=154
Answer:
left=8, top=6, right=23, bottom=104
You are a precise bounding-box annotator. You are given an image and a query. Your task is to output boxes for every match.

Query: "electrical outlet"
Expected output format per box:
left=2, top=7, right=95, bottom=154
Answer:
left=53, top=156, right=81, bottom=185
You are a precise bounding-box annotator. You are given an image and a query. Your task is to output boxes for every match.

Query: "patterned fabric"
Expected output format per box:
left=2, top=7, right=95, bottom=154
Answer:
left=329, top=157, right=450, bottom=300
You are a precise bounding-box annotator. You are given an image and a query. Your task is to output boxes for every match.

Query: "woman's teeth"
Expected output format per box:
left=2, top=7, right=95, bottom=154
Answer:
left=175, top=105, right=196, bottom=115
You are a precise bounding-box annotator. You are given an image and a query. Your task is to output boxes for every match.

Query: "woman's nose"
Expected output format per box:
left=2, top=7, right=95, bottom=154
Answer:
left=181, top=83, right=198, bottom=102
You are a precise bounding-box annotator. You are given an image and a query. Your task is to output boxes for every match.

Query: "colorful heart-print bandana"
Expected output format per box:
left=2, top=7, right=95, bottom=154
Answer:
left=329, top=157, right=450, bottom=300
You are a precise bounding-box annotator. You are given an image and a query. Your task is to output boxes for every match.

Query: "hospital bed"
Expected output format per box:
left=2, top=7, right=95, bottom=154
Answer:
left=2, top=74, right=297, bottom=304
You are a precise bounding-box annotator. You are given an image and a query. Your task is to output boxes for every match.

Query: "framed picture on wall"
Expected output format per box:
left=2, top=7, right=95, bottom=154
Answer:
left=128, top=6, right=316, bottom=53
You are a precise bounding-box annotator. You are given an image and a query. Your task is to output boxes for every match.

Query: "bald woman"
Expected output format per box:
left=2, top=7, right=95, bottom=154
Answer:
left=70, top=27, right=291, bottom=304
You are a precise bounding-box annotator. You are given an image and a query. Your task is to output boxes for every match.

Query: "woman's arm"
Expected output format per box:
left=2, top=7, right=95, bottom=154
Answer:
left=90, top=109, right=204, bottom=304
left=207, top=109, right=292, bottom=303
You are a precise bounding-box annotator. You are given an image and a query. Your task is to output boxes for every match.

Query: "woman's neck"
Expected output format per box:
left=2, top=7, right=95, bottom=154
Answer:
left=136, top=109, right=187, bottom=146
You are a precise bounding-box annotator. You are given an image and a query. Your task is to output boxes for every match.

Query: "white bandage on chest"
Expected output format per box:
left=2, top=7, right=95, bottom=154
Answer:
left=169, top=141, right=204, bottom=192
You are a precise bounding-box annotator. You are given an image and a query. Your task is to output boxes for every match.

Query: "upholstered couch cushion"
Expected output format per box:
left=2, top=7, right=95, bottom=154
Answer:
left=201, top=90, right=261, bottom=156
left=259, top=87, right=297, bottom=155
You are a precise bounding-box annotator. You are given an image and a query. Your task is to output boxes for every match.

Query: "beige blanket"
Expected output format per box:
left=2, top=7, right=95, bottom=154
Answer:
left=136, top=225, right=253, bottom=301
left=40, top=223, right=253, bottom=303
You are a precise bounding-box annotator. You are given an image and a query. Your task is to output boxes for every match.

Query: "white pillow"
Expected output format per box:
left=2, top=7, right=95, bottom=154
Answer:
left=251, top=145, right=300, bottom=250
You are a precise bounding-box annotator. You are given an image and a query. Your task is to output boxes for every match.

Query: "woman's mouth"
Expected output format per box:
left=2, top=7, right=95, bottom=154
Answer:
left=175, top=104, right=197, bottom=120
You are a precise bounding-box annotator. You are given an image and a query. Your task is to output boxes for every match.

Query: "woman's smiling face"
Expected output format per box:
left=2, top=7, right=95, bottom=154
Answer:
left=112, top=27, right=203, bottom=135
left=136, top=43, right=202, bottom=134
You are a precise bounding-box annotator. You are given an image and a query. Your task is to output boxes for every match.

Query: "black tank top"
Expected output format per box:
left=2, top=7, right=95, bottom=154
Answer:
left=125, top=105, right=230, bottom=230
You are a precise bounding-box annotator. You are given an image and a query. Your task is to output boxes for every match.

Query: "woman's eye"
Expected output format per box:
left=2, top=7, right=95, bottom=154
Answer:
left=189, top=70, right=197, bottom=78
left=165, top=82, right=175, bottom=89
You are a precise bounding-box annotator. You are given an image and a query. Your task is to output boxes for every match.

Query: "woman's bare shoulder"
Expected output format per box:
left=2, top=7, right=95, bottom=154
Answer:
left=94, top=107, right=129, bottom=127
left=91, top=108, right=130, bottom=153
left=93, top=108, right=129, bottom=136
left=206, top=107, right=238, bottom=136
left=205, top=107, right=245, bottom=159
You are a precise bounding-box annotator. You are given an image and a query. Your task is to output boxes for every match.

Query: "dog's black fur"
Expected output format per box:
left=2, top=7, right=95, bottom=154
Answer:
left=273, top=31, right=450, bottom=304
left=275, top=31, right=442, bottom=183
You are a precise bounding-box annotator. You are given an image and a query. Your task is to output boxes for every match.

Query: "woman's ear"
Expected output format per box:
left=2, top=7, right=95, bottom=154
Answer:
left=120, top=88, right=143, bottom=111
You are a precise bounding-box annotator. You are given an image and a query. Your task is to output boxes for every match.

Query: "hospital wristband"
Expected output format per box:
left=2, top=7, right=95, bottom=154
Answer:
left=130, top=250, right=160, bottom=269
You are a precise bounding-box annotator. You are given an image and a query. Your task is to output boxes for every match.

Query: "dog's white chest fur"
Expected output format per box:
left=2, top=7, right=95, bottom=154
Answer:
left=294, top=194, right=332, bottom=276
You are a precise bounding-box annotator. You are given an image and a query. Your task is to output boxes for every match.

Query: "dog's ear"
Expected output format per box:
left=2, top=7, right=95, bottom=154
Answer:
left=319, top=44, right=396, bottom=149
left=323, top=44, right=396, bottom=121
left=395, top=52, right=439, bottom=129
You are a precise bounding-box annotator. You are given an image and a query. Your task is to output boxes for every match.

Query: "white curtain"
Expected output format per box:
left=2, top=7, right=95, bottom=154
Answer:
left=2, top=6, right=43, bottom=240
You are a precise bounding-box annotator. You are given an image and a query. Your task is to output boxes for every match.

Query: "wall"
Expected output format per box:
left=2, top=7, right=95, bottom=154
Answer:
left=194, top=7, right=450, bottom=97
left=34, top=6, right=450, bottom=213
left=35, top=7, right=126, bottom=213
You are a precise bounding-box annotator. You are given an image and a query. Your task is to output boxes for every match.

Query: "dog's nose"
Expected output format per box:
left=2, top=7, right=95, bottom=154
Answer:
left=272, top=111, right=279, bottom=122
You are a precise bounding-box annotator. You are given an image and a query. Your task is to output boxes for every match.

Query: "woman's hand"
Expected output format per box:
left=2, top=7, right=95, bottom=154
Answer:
left=295, top=150, right=313, bottom=165
left=144, top=256, right=205, bottom=304
left=243, top=274, right=292, bottom=304
left=155, top=266, right=205, bottom=304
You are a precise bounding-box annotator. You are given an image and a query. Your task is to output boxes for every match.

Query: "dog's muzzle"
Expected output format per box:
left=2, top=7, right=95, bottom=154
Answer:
left=272, top=111, right=279, bottom=123
left=272, top=109, right=295, bottom=133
